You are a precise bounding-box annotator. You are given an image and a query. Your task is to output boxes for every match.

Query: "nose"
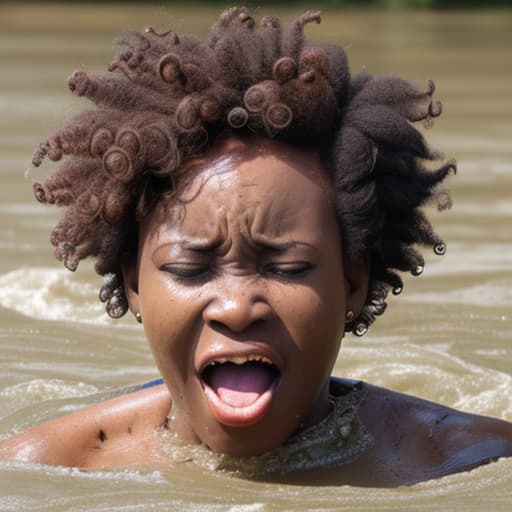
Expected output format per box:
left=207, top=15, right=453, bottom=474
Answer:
left=202, top=284, right=272, bottom=334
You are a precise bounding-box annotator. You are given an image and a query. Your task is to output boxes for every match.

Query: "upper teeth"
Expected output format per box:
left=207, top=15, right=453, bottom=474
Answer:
left=207, top=355, right=273, bottom=367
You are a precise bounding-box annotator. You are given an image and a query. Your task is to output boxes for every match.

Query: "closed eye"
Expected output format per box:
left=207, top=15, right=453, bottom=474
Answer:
left=160, top=264, right=212, bottom=281
left=263, top=262, right=314, bottom=279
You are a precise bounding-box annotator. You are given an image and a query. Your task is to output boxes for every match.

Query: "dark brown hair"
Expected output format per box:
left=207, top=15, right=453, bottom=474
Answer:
left=32, top=7, right=454, bottom=335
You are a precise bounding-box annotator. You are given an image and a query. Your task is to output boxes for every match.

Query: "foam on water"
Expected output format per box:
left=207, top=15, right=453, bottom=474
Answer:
left=1, top=6, right=512, bottom=508
left=337, top=343, right=512, bottom=419
left=0, top=460, right=166, bottom=483
left=0, top=267, right=109, bottom=324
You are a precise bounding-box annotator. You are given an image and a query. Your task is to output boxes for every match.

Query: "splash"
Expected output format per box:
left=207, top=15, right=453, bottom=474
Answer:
left=0, top=267, right=109, bottom=324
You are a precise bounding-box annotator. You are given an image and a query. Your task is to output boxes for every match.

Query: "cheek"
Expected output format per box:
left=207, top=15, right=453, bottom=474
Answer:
left=277, top=279, right=345, bottom=351
left=277, top=283, right=344, bottom=396
left=138, top=273, right=199, bottom=377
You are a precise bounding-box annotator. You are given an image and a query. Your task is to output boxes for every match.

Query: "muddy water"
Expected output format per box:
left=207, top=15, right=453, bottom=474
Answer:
left=0, top=3, right=511, bottom=511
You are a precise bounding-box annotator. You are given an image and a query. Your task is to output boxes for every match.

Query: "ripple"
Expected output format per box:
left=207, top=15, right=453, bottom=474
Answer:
left=404, top=282, right=512, bottom=307
left=337, top=343, right=512, bottom=419
left=422, top=244, right=512, bottom=276
left=0, top=267, right=109, bottom=324
left=0, top=379, right=97, bottom=420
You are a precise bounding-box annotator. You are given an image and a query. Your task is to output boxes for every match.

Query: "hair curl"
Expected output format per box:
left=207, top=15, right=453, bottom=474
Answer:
left=32, top=7, right=454, bottom=334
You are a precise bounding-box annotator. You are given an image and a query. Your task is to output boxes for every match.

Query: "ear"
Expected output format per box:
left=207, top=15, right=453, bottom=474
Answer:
left=122, top=258, right=141, bottom=317
left=344, top=257, right=369, bottom=317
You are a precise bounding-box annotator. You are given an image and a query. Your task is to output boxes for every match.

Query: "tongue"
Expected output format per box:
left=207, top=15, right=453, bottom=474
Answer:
left=208, top=362, right=276, bottom=408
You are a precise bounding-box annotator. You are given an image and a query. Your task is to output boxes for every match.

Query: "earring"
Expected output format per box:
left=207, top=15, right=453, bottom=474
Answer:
left=135, top=312, right=142, bottom=323
left=346, top=310, right=354, bottom=323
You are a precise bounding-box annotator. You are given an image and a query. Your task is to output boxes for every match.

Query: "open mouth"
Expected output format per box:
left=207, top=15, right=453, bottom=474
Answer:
left=200, top=355, right=280, bottom=427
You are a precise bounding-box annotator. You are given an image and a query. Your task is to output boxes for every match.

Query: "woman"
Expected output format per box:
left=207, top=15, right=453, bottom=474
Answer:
left=1, top=8, right=511, bottom=486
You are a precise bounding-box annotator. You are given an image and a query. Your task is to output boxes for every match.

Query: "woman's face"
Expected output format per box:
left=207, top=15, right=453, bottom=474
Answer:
left=125, top=135, right=367, bottom=456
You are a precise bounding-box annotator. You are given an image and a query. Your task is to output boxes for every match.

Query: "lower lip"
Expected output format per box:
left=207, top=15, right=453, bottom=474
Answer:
left=202, top=379, right=278, bottom=428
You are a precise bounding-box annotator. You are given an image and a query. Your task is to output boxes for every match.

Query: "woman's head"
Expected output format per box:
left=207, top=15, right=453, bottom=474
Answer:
left=124, top=133, right=367, bottom=454
left=32, top=7, right=454, bottom=336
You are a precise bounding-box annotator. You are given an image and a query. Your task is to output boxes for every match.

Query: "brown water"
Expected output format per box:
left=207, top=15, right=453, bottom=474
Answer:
left=0, top=3, right=511, bottom=511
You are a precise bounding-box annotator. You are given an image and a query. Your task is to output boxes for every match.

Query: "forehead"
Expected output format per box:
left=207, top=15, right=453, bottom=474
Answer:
left=143, top=135, right=336, bottom=240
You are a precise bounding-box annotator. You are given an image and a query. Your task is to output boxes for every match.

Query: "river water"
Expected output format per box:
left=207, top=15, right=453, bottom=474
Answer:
left=0, top=3, right=511, bottom=511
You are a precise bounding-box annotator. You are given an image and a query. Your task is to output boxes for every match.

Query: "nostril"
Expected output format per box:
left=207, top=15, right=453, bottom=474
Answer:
left=209, top=319, right=226, bottom=331
left=203, top=296, right=273, bottom=334
left=208, top=317, right=265, bottom=334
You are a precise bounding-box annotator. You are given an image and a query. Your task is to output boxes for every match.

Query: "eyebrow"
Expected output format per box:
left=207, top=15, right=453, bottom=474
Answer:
left=168, top=238, right=225, bottom=253
left=247, top=235, right=297, bottom=252
left=157, top=239, right=292, bottom=252
left=246, top=233, right=318, bottom=254
left=155, top=234, right=316, bottom=255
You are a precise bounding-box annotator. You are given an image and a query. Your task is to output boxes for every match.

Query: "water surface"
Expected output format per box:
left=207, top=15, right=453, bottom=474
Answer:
left=0, top=4, right=511, bottom=511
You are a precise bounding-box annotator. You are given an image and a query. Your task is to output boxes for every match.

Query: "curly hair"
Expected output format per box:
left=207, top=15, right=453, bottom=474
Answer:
left=31, top=7, right=454, bottom=335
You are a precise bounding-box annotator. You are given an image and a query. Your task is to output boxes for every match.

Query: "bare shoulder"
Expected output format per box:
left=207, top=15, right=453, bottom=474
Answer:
left=349, top=383, right=512, bottom=486
left=0, top=384, right=170, bottom=469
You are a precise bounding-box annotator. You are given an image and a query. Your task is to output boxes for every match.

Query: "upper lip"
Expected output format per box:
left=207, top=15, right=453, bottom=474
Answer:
left=196, top=343, right=284, bottom=376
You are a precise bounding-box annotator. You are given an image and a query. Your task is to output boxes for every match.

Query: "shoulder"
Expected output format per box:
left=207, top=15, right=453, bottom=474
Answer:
left=0, top=384, right=171, bottom=469
left=354, top=383, right=512, bottom=485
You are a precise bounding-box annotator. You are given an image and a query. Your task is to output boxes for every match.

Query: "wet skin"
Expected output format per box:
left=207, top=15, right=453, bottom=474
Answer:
left=0, top=135, right=511, bottom=485
left=124, top=135, right=368, bottom=456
